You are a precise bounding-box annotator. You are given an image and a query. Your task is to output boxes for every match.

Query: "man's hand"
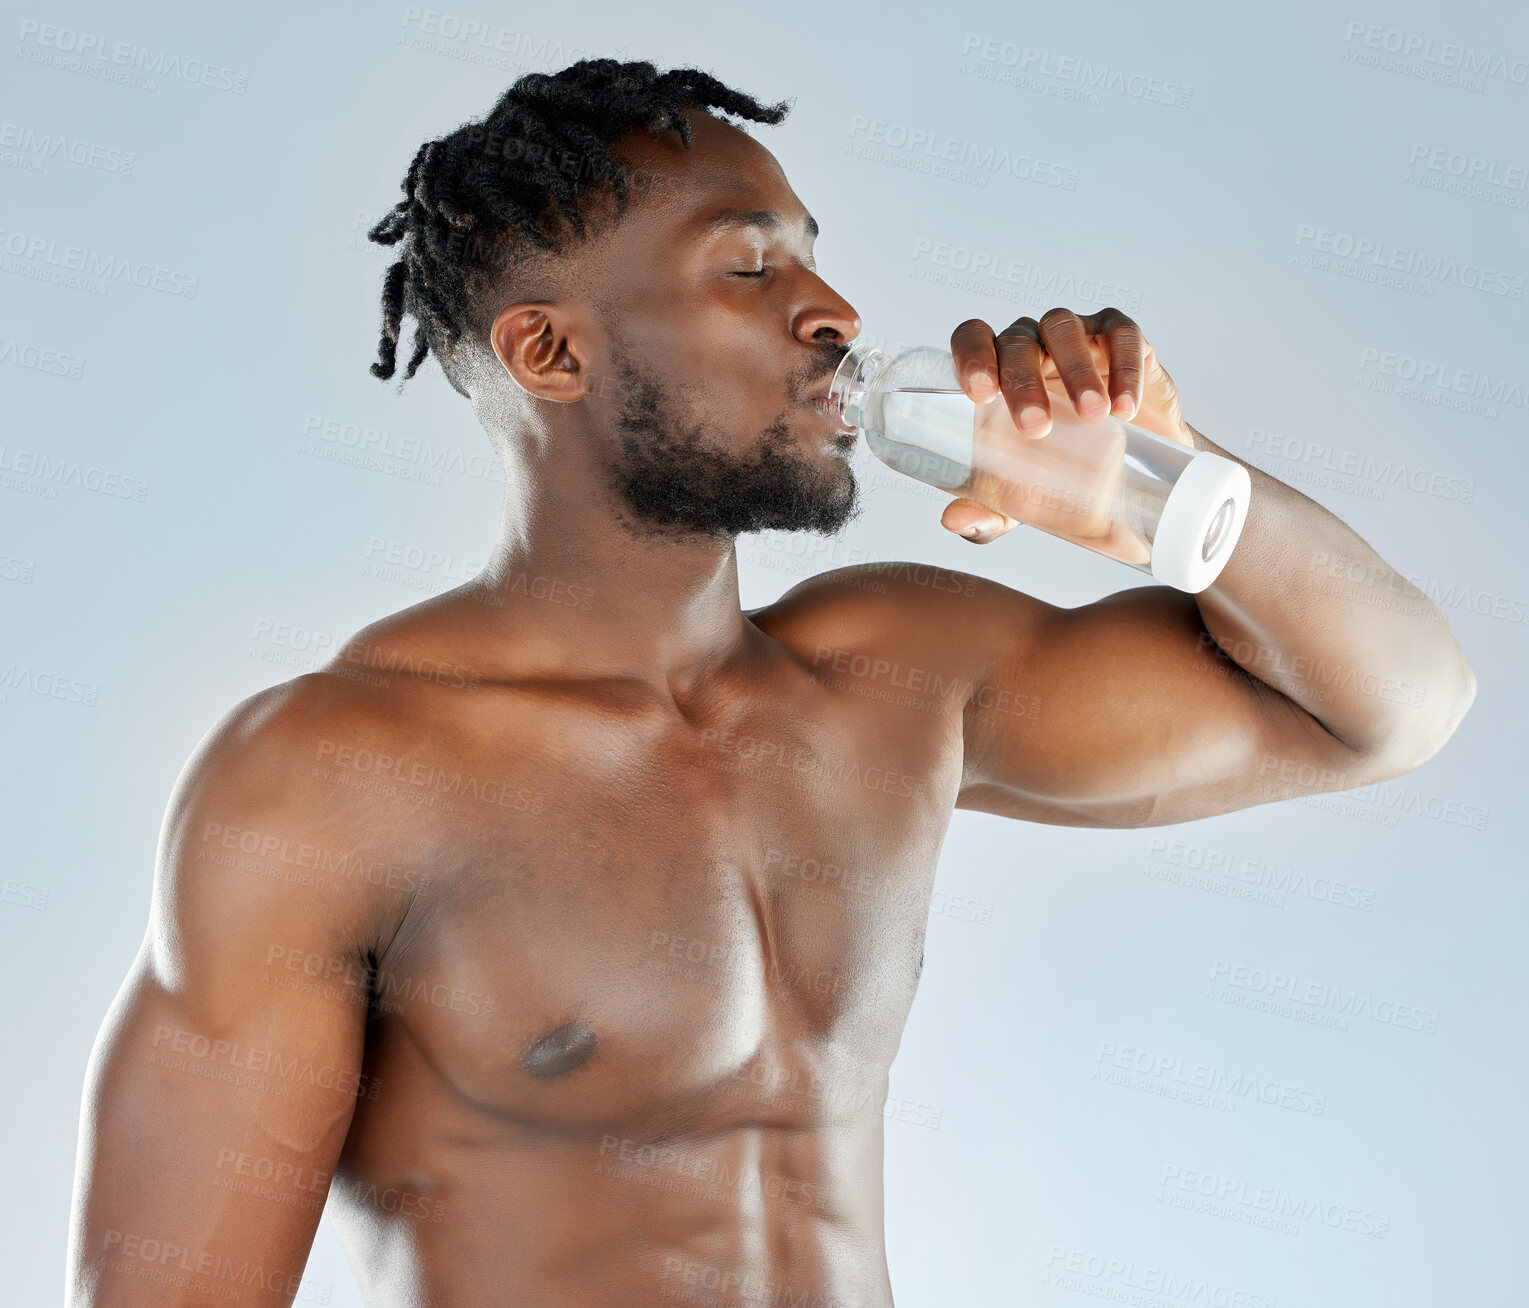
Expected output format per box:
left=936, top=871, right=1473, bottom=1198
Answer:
left=940, top=306, right=1191, bottom=544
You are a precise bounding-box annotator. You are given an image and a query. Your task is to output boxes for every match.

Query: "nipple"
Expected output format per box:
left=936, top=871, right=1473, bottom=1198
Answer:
left=521, top=1021, right=598, bottom=1078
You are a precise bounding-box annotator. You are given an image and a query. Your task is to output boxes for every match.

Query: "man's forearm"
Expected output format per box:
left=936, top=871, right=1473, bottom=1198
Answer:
left=1185, top=423, right=1477, bottom=765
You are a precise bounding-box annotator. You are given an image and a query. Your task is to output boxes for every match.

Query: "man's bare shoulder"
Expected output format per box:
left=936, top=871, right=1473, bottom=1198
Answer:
left=140, top=669, right=434, bottom=975
left=164, top=670, right=406, bottom=858
left=747, top=560, right=1059, bottom=672
left=309, top=592, right=498, bottom=696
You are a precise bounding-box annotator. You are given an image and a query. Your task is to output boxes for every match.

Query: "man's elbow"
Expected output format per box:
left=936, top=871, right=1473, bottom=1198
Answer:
left=1357, top=653, right=1477, bottom=782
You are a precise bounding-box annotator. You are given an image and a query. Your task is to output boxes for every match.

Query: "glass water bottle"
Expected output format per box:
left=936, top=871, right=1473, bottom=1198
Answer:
left=829, top=343, right=1251, bottom=593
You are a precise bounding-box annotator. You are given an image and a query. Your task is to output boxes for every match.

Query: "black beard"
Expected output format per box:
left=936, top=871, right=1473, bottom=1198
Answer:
left=602, top=346, right=861, bottom=541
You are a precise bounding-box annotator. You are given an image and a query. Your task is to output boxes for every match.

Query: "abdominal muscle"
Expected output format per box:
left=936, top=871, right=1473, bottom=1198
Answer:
left=322, top=1015, right=892, bottom=1308
left=327, top=1095, right=894, bottom=1308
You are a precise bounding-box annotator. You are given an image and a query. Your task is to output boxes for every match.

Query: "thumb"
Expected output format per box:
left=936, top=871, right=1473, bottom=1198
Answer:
left=940, top=497, right=1022, bottom=545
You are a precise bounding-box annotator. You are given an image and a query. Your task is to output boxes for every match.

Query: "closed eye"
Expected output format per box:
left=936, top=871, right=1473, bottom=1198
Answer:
left=730, top=267, right=769, bottom=278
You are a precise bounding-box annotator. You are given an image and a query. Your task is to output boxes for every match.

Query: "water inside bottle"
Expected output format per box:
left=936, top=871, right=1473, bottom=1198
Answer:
left=870, top=386, right=1165, bottom=566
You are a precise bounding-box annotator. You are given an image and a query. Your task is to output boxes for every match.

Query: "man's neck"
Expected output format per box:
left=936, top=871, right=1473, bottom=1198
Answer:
left=461, top=499, right=757, bottom=703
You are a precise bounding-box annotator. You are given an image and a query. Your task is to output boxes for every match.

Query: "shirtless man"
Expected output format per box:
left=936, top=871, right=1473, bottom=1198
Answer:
left=66, top=59, right=1476, bottom=1307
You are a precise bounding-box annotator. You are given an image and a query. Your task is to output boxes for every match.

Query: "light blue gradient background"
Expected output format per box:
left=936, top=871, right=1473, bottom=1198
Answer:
left=3, top=1, right=1525, bottom=1304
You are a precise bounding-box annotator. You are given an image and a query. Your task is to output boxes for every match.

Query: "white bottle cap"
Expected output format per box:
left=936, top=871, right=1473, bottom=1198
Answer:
left=1150, top=451, right=1251, bottom=593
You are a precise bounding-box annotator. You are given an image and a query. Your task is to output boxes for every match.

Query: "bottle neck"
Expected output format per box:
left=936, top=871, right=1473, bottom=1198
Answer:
left=828, top=343, right=891, bottom=430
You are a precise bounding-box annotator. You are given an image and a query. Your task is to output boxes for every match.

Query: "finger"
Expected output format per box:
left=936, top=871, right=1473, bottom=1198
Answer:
left=1036, top=307, right=1109, bottom=420
left=940, top=497, right=1022, bottom=545
left=950, top=319, right=1002, bottom=403
left=1088, top=307, right=1146, bottom=420
left=993, top=318, right=1051, bottom=437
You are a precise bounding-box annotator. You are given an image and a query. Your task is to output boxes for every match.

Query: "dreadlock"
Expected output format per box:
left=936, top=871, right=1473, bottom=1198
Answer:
left=367, top=58, right=791, bottom=394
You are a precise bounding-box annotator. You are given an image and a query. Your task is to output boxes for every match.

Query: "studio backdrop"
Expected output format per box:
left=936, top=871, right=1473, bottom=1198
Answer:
left=3, top=1, right=1524, bottom=1305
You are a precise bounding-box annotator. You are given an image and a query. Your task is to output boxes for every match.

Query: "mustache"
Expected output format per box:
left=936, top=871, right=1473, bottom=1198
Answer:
left=795, top=343, right=853, bottom=401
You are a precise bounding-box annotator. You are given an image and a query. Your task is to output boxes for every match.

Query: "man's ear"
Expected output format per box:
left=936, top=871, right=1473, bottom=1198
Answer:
left=489, top=304, right=587, bottom=402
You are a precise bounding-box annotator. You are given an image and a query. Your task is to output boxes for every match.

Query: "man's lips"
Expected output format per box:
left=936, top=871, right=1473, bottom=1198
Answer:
left=805, top=395, right=857, bottom=434
left=804, top=360, right=847, bottom=403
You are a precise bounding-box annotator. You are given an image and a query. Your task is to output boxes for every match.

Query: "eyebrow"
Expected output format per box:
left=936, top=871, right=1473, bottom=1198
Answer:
left=703, top=208, right=820, bottom=240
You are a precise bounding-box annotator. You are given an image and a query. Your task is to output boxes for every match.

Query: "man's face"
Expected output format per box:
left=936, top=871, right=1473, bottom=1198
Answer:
left=582, top=111, right=865, bottom=541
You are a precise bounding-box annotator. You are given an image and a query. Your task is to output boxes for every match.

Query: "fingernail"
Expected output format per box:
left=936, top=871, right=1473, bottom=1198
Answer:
left=960, top=525, right=981, bottom=540
left=1079, top=389, right=1106, bottom=418
left=969, top=369, right=995, bottom=392
left=1112, top=392, right=1135, bottom=418
left=1018, top=405, right=1048, bottom=432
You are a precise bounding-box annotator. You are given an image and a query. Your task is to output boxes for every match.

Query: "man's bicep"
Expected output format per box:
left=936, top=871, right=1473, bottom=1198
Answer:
left=70, top=959, right=367, bottom=1305
left=69, top=689, right=376, bottom=1306
left=956, top=585, right=1368, bottom=827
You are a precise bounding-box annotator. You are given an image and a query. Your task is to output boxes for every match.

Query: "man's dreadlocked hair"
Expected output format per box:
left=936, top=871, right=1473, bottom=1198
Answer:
left=367, top=58, right=791, bottom=395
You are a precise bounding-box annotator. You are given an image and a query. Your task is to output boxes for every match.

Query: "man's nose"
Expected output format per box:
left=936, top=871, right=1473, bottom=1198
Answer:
left=793, top=276, right=861, bottom=345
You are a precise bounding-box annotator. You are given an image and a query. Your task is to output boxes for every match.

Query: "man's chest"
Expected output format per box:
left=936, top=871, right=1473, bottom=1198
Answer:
left=359, top=681, right=965, bottom=1132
